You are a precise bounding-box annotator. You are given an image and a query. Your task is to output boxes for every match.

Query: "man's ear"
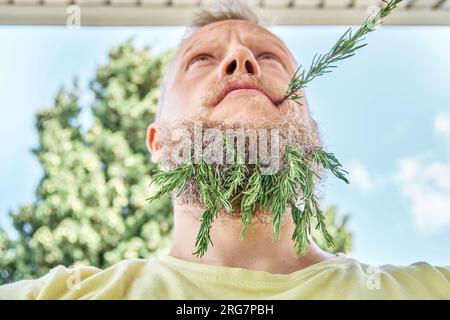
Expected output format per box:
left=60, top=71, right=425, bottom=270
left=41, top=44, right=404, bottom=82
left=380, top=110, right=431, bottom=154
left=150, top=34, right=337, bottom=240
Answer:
left=146, top=123, right=162, bottom=163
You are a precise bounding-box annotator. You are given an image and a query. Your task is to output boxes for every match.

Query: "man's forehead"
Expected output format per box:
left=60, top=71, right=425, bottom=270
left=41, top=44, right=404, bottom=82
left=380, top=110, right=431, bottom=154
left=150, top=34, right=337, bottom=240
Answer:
left=179, top=19, right=290, bottom=55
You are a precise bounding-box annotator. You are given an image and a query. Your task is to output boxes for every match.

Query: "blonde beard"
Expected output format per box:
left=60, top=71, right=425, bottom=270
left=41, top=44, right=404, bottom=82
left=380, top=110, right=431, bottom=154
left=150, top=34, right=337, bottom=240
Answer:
left=154, top=104, right=324, bottom=223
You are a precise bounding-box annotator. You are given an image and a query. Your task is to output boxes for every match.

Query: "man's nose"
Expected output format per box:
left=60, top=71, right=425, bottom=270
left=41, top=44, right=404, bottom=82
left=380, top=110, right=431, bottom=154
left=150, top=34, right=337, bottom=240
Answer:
left=219, top=47, right=261, bottom=78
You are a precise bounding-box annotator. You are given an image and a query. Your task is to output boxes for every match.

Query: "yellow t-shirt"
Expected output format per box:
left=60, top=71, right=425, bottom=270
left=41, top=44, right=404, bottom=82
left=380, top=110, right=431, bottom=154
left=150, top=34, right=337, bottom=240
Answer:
left=0, top=254, right=449, bottom=299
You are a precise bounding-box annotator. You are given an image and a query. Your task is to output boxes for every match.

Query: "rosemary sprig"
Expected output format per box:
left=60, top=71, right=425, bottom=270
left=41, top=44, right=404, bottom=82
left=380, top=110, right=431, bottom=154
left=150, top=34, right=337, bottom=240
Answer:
left=192, top=160, right=232, bottom=257
left=223, top=139, right=247, bottom=201
left=312, top=148, right=350, bottom=184
left=195, top=159, right=232, bottom=213
left=268, top=148, right=303, bottom=241
left=193, top=202, right=220, bottom=257
left=239, top=165, right=262, bottom=240
left=283, top=0, right=403, bottom=104
left=259, top=174, right=278, bottom=210
left=146, top=161, right=194, bottom=202
left=284, top=147, right=334, bottom=254
left=291, top=202, right=309, bottom=255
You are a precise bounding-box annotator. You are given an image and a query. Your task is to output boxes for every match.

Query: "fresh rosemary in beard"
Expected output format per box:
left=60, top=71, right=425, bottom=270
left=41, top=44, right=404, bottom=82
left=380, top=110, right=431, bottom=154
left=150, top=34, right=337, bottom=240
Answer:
left=147, top=141, right=349, bottom=258
left=147, top=0, right=402, bottom=257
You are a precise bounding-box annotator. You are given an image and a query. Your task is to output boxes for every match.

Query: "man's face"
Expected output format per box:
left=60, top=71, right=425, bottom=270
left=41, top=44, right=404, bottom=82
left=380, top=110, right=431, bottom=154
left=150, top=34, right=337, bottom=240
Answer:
left=162, top=19, right=309, bottom=122
left=148, top=19, right=316, bottom=161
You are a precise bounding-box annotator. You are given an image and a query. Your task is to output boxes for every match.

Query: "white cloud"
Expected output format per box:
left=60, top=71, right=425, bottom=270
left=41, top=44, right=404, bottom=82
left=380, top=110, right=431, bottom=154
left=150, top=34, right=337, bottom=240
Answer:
left=346, top=162, right=389, bottom=193
left=348, top=162, right=374, bottom=192
left=394, top=157, right=450, bottom=233
left=335, top=110, right=450, bottom=233
left=434, top=111, right=450, bottom=138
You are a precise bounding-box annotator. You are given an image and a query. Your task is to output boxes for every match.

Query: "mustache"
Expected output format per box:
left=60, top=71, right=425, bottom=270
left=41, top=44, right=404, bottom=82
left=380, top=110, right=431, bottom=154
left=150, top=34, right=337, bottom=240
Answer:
left=200, top=74, right=287, bottom=109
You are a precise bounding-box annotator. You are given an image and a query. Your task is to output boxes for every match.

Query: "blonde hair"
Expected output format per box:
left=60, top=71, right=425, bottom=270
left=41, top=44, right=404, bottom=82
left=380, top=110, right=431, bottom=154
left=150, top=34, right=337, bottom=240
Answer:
left=188, top=0, right=271, bottom=33
left=155, top=0, right=275, bottom=122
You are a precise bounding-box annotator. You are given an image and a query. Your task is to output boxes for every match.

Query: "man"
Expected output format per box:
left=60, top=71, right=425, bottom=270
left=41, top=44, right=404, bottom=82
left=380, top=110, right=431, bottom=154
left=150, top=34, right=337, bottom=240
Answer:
left=1, top=1, right=449, bottom=299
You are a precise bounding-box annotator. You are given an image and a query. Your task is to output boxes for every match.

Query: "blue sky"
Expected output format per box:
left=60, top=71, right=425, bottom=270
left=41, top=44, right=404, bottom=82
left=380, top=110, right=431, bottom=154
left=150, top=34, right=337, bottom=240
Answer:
left=0, top=25, right=449, bottom=267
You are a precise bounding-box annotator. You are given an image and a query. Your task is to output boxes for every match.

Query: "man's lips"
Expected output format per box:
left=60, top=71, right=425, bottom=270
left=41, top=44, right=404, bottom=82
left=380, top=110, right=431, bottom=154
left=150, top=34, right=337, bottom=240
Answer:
left=214, top=80, right=279, bottom=107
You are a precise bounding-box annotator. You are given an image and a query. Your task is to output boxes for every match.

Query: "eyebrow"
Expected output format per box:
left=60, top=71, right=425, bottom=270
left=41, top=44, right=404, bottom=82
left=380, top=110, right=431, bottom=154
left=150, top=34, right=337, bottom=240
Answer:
left=180, top=42, right=220, bottom=64
left=261, top=36, right=290, bottom=55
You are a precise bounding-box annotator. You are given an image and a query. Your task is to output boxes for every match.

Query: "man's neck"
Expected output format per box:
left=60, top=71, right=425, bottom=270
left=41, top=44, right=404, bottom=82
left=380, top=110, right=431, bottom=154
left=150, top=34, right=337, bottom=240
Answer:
left=168, top=203, right=337, bottom=274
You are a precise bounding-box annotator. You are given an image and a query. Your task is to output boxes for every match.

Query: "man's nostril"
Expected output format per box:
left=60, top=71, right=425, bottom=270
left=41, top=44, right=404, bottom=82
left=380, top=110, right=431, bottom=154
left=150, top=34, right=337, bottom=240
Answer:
left=226, top=60, right=237, bottom=75
left=225, top=59, right=254, bottom=75
left=245, top=60, right=254, bottom=74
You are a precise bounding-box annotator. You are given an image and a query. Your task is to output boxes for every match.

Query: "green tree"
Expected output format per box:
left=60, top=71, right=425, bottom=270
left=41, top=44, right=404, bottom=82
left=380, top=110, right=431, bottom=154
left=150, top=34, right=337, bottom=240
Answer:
left=0, top=41, right=352, bottom=285
left=312, top=206, right=352, bottom=254
left=0, top=41, right=172, bottom=284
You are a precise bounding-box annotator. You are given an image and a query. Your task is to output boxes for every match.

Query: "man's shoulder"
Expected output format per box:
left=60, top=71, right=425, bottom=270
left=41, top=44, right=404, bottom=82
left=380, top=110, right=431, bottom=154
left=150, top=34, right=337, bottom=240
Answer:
left=0, top=256, right=165, bottom=300
left=338, top=256, right=449, bottom=277
left=335, top=257, right=450, bottom=298
left=378, top=261, right=450, bottom=284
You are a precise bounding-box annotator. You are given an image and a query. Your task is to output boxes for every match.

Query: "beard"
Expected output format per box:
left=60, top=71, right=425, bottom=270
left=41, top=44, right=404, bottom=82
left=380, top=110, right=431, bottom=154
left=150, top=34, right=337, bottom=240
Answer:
left=154, top=103, right=324, bottom=221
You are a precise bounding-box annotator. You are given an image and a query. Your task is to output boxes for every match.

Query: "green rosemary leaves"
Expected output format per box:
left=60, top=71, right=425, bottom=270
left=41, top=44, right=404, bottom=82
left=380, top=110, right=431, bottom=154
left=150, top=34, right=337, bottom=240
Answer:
left=148, top=146, right=349, bottom=257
